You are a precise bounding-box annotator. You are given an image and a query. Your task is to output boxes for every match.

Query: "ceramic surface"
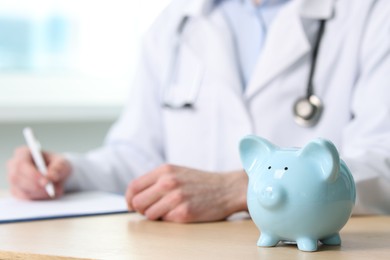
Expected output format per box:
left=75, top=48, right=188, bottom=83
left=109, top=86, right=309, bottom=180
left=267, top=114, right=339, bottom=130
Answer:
left=239, top=135, right=356, bottom=251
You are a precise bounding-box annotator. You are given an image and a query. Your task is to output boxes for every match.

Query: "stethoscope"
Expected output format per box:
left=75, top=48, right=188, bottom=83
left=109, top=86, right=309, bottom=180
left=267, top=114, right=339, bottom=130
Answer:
left=163, top=17, right=327, bottom=128
left=293, top=20, right=326, bottom=127
left=162, top=16, right=197, bottom=110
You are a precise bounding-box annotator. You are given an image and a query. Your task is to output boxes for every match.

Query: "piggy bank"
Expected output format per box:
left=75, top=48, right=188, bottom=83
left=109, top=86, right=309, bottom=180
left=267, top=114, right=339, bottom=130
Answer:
left=239, top=135, right=356, bottom=252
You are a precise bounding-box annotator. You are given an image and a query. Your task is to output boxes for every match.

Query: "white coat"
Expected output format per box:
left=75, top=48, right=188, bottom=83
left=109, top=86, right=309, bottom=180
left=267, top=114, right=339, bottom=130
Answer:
left=66, top=0, right=390, bottom=215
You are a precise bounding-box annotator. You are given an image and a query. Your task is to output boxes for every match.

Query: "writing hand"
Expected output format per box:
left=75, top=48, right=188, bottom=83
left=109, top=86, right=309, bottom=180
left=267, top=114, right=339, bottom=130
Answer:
left=7, top=146, right=72, bottom=200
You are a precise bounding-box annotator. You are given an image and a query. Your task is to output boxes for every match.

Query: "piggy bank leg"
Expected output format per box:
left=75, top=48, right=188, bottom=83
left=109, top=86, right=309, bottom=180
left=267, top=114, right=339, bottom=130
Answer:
left=320, top=233, right=341, bottom=246
left=296, top=237, right=318, bottom=252
left=257, top=233, right=279, bottom=247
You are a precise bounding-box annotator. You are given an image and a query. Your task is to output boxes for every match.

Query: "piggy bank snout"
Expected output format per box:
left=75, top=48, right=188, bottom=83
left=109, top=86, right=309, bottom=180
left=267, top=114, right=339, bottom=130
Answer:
left=257, top=184, right=285, bottom=209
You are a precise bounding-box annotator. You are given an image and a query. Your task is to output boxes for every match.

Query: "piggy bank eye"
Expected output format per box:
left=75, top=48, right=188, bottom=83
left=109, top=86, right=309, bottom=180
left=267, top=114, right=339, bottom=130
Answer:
left=268, top=166, right=272, bottom=170
left=284, top=167, right=288, bottom=170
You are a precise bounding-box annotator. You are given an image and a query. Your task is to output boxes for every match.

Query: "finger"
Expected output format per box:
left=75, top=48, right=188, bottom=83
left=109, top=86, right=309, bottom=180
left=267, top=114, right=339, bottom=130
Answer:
left=143, top=190, right=183, bottom=220
left=126, top=174, right=156, bottom=203
left=13, top=146, right=33, bottom=161
left=11, top=184, right=49, bottom=200
left=53, top=183, right=65, bottom=199
left=162, top=203, right=193, bottom=223
left=8, top=147, right=52, bottom=200
left=25, top=187, right=51, bottom=200
left=10, top=161, right=46, bottom=195
left=10, top=186, right=31, bottom=200
left=18, top=166, right=56, bottom=200
left=46, top=155, right=71, bottom=183
left=131, top=172, right=180, bottom=214
left=8, top=147, right=46, bottom=186
left=127, top=164, right=175, bottom=208
left=129, top=165, right=170, bottom=194
left=37, top=153, right=70, bottom=199
left=125, top=186, right=134, bottom=211
left=131, top=183, right=166, bottom=214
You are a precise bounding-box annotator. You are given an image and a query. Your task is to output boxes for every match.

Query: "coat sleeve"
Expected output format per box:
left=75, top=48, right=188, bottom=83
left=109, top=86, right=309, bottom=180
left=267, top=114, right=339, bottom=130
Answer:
left=341, top=0, right=390, bottom=214
left=63, top=25, right=168, bottom=194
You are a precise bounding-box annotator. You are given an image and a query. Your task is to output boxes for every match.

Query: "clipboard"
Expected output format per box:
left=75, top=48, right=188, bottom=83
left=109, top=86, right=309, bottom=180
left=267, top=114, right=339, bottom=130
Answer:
left=0, top=191, right=129, bottom=224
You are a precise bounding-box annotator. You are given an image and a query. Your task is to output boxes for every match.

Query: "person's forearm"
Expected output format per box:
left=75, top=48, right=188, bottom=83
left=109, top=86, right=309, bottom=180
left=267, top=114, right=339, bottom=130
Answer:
left=64, top=145, right=155, bottom=193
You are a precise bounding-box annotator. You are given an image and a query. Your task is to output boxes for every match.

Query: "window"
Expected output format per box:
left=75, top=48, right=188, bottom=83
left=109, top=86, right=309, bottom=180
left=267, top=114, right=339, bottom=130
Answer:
left=0, top=0, right=171, bottom=121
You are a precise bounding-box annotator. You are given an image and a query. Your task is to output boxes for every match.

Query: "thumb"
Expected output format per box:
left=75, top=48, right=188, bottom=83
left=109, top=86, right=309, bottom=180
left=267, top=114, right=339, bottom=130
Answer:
left=44, top=153, right=72, bottom=183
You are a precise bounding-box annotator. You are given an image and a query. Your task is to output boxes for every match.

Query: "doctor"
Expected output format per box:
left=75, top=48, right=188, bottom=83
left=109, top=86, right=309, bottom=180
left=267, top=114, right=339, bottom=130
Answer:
left=7, top=0, right=390, bottom=222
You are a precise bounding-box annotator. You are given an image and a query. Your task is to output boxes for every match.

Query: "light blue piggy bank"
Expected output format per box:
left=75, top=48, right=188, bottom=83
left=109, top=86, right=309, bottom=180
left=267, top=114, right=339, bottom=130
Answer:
left=239, top=136, right=356, bottom=252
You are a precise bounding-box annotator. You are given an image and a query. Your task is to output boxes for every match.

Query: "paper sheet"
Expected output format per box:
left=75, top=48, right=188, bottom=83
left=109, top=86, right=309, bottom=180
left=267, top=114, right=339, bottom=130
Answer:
left=0, top=191, right=129, bottom=224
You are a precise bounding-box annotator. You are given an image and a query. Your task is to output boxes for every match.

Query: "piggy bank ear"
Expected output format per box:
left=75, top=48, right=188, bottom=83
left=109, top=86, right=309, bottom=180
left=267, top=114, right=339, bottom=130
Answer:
left=299, top=139, right=340, bottom=182
left=239, top=135, right=276, bottom=175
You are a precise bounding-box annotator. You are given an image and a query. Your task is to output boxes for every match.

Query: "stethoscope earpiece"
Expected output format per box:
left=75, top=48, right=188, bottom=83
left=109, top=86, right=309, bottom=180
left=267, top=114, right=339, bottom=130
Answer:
left=293, top=95, right=323, bottom=127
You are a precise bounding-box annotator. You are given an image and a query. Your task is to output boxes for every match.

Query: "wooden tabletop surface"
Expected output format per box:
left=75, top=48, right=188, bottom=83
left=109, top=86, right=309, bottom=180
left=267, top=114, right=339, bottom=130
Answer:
left=0, top=212, right=389, bottom=260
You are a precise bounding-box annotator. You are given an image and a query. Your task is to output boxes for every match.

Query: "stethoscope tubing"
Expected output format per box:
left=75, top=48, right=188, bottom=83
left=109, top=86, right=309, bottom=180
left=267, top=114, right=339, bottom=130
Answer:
left=163, top=15, right=327, bottom=127
left=306, top=20, right=326, bottom=99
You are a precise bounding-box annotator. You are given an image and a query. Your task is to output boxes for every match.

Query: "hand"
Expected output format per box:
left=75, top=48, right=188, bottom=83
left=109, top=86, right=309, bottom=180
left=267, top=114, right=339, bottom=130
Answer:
left=126, top=164, right=248, bottom=223
left=7, top=146, right=72, bottom=200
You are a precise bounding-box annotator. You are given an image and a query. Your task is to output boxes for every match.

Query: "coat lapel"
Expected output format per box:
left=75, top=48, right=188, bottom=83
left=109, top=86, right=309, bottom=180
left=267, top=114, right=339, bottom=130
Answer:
left=176, top=0, right=336, bottom=99
left=182, top=10, right=243, bottom=97
left=245, top=0, right=335, bottom=99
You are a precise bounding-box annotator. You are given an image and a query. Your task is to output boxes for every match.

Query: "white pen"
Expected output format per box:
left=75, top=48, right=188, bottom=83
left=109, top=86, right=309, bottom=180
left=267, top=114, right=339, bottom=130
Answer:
left=23, top=127, right=55, bottom=198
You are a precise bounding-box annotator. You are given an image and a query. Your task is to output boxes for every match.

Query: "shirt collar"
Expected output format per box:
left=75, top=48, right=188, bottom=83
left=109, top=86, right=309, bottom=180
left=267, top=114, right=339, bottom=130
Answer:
left=182, top=0, right=216, bottom=17
left=182, top=0, right=335, bottom=19
left=299, top=0, right=335, bottom=19
left=242, top=0, right=290, bottom=14
left=250, top=0, right=290, bottom=7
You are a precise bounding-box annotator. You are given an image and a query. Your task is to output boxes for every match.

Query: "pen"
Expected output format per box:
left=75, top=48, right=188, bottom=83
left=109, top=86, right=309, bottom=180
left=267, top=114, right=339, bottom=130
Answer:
left=23, top=127, right=55, bottom=198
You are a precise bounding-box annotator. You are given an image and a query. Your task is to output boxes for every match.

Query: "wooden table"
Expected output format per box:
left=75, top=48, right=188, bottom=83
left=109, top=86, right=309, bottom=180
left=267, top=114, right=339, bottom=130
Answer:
left=0, top=213, right=389, bottom=259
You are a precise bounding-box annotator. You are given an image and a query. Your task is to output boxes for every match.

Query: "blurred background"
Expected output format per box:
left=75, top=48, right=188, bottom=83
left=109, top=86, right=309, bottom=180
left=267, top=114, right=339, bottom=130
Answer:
left=0, top=0, right=171, bottom=188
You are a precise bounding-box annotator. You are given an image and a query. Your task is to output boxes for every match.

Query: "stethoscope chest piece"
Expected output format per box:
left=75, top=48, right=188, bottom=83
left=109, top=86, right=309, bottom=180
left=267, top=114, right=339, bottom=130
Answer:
left=293, top=95, right=323, bottom=127
left=291, top=19, right=326, bottom=128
